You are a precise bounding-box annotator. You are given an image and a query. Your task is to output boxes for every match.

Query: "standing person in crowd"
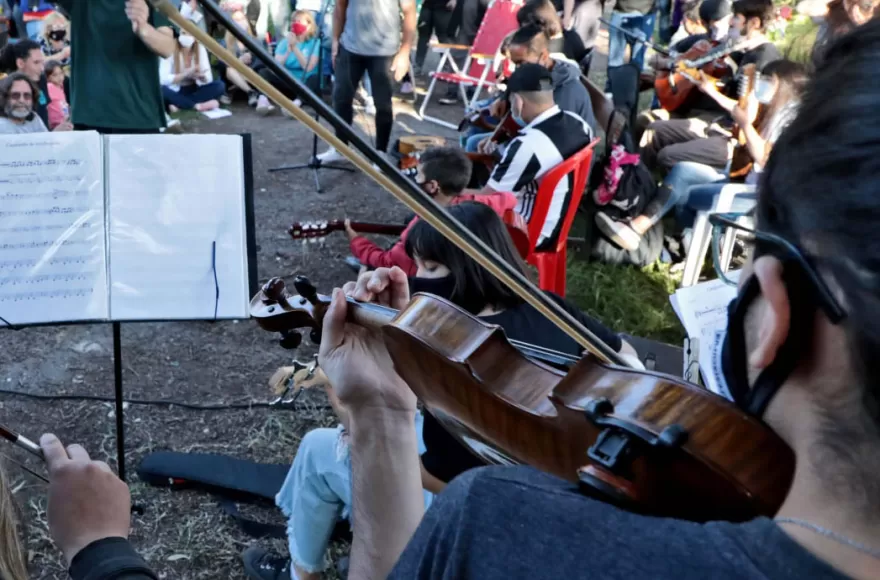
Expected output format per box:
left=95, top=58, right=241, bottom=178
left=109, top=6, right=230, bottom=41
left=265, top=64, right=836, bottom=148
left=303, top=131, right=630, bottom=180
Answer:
left=219, top=8, right=264, bottom=106
left=45, top=60, right=70, bottom=129
left=0, top=39, right=50, bottom=127
left=473, top=64, right=593, bottom=252
left=561, top=0, right=603, bottom=69
left=160, top=30, right=225, bottom=113
left=54, top=0, right=175, bottom=134
left=0, top=72, right=47, bottom=132
left=811, top=0, right=879, bottom=66
left=255, top=0, right=290, bottom=43
left=316, top=19, right=880, bottom=580
left=241, top=201, right=637, bottom=580
left=317, top=0, right=416, bottom=162
left=414, top=0, right=456, bottom=76
left=606, top=0, right=656, bottom=74
left=520, top=0, right=591, bottom=71
left=256, top=10, right=320, bottom=113
left=39, top=10, right=70, bottom=66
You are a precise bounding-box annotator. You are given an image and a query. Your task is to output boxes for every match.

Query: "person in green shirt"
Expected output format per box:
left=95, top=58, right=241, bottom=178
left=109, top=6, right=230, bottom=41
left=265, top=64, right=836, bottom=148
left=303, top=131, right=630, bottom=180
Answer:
left=55, top=0, right=176, bottom=132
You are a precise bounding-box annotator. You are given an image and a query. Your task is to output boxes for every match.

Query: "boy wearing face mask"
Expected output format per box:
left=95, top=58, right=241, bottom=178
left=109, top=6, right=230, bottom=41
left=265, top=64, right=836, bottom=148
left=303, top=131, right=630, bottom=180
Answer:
left=639, top=0, right=781, bottom=173
left=471, top=63, right=593, bottom=253
left=345, top=147, right=517, bottom=276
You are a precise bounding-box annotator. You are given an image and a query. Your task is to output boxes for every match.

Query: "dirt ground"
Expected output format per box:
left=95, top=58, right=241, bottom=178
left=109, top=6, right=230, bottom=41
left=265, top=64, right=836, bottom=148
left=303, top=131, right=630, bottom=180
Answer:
left=1, top=42, right=612, bottom=579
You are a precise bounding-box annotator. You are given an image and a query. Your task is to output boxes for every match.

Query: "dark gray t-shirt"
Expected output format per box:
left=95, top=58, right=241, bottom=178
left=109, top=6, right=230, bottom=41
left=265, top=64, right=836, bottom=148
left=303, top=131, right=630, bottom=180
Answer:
left=391, top=466, right=851, bottom=580
left=340, top=0, right=413, bottom=56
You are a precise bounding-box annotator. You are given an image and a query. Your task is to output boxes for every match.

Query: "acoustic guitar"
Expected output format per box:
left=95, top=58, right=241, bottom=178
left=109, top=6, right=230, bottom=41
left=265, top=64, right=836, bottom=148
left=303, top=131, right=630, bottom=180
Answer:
left=728, top=64, right=761, bottom=179
left=655, top=41, right=737, bottom=112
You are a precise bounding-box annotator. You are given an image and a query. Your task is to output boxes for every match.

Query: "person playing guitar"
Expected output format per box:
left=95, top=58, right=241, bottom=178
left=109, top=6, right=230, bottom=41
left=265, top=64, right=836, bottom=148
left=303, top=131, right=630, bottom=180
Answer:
left=345, top=147, right=517, bottom=275
left=639, top=0, right=782, bottom=174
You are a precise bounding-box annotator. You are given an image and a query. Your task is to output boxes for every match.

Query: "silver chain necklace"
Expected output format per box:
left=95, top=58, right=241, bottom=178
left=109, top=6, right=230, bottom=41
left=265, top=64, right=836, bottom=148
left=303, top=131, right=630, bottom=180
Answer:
left=775, top=517, right=880, bottom=560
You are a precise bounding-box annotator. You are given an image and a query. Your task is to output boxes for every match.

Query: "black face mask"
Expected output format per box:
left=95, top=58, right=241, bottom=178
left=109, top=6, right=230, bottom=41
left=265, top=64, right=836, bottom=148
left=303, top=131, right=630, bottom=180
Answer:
left=718, top=261, right=817, bottom=418
left=49, top=30, right=67, bottom=41
left=409, top=275, right=457, bottom=301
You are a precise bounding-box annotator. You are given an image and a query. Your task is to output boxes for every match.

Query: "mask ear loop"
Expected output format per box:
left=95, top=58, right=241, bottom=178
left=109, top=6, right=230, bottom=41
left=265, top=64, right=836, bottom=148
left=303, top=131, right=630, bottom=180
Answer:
left=744, top=262, right=819, bottom=417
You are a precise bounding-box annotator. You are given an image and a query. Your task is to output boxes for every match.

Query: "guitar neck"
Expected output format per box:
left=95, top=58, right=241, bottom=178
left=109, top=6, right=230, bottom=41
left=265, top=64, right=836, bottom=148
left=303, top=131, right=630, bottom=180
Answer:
left=349, top=222, right=406, bottom=236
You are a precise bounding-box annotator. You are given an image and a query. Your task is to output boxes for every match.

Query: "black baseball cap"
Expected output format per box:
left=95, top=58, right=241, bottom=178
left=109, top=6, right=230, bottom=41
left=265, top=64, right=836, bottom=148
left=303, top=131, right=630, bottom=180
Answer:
left=700, top=0, right=732, bottom=22
left=506, top=63, right=554, bottom=93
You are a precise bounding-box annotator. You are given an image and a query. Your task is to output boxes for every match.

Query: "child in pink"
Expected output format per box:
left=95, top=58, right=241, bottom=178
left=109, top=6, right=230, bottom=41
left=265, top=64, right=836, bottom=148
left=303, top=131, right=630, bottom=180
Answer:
left=45, top=61, right=69, bottom=130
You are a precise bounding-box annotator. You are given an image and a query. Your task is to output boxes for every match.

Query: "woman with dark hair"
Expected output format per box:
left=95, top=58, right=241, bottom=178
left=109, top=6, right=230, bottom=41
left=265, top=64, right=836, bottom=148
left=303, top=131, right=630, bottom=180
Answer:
left=517, top=0, right=592, bottom=71
left=811, top=0, right=879, bottom=67
left=242, top=201, right=639, bottom=580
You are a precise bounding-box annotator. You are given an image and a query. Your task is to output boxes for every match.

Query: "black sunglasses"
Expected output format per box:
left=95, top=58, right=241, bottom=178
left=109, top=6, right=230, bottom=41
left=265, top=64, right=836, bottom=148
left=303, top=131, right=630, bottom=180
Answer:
left=708, top=212, right=847, bottom=324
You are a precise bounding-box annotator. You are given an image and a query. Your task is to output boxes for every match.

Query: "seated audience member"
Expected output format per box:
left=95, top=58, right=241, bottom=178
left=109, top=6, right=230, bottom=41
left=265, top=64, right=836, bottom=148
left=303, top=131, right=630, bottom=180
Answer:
left=669, top=0, right=708, bottom=44
left=45, top=60, right=70, bottom=130
left=464, top=24, right=594, bottom=152
left=636, top=0, right=732, bottom=138
left=473, top=63, right=593, bottom=252
left=241, top=201, right=639, bottom=580
left=598, top=59, right=806, bottom=250
left=256, top=10, right=320, bottom=114
left=219, top=8, right=263, bottom=107
left=39, top=10, right=70, bottom=66
left=640, top=0, right=781, bottom=172
left=314, top=23, right=880, bottom=580
left=517, top=0, right=591, bottom=71
left=160, top=31, right=225, bottom=112
left=0, top=72, right=47, bottom=133
left=348, top=147, right=517, bottom=275
left=0, top=39, right=50, bottom=127
left=21, top=0, right=53, bottom=40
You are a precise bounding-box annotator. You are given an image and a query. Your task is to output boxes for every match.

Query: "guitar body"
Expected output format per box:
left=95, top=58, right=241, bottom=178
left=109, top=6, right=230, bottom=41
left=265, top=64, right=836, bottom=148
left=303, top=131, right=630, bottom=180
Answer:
left=729, top=64, right=758, bottom=180
left=655, top=41, right=731, bottom=112
left=397, top=135, right=448, bottom=178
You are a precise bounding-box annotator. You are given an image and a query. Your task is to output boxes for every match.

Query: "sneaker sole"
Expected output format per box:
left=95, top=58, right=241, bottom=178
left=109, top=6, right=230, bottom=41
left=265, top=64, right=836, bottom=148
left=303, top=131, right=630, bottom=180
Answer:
left=595, top=214, right=641, bottom=251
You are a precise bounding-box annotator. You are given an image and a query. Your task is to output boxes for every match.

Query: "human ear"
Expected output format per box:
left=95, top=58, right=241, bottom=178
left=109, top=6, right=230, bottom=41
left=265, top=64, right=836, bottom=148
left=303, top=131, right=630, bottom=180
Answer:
left=749, top=256, right=791, bottom=369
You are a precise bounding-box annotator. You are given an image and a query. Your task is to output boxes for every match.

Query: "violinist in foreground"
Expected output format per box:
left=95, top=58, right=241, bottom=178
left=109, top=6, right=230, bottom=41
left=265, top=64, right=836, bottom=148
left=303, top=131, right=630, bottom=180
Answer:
left=315, top=20, right=880, bottom=579
left=241, top=202, right=638, bottom=580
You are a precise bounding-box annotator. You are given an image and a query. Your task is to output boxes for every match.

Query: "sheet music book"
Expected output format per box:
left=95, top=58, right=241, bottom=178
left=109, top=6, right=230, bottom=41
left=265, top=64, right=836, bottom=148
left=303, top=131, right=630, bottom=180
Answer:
left=0, top=132, right=256, bottom=327
left=669, top=272, right=741, bottom=399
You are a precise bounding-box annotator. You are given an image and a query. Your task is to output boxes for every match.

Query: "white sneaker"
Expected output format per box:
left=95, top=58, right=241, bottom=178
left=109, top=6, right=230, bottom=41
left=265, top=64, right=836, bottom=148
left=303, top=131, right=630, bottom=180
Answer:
left=364, top=96, right=376, bottom=116
left=317, top=148, right=346, bottom=163
left=256, top=95, right=275, bottom=116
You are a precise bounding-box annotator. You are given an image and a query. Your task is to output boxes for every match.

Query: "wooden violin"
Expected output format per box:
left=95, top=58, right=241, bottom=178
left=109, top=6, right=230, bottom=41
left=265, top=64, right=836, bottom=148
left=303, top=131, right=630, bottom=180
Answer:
left=250, top=276, right=795, bottom=523
left=655, top=40, right=737, bottom=112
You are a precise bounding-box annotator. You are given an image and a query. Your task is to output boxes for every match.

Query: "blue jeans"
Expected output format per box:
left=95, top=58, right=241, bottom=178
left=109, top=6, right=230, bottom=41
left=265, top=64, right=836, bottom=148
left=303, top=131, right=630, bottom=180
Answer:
left=660, top=161, right=726, bottom=226
left=607, top=11, right=657, bottom=70
left=275, top=413, right=433, bottom=573
left=678, top=182, right=756, bottom=227
left=162, top=81, right=226, bottom=109
left=464, top=130, right=491, bottom=152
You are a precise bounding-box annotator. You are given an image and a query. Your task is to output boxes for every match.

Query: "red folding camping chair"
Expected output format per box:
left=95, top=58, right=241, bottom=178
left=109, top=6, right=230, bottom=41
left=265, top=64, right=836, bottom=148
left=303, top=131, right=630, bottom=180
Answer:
left=418, top=0, right=522, bottom=129
left=525, top=139, right=599, bottom=296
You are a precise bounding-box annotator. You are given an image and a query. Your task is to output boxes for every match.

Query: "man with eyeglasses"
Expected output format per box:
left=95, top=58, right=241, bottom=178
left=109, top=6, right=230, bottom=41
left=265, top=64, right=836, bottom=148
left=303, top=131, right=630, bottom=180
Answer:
left=0, top=71, right=48, bottom=133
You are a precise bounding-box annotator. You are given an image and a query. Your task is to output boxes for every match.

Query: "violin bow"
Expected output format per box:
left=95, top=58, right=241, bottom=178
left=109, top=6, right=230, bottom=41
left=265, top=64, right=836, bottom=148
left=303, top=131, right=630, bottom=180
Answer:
left=149, top=0, right=630, bottom=368
left=0, top=424, right=43, bottom=459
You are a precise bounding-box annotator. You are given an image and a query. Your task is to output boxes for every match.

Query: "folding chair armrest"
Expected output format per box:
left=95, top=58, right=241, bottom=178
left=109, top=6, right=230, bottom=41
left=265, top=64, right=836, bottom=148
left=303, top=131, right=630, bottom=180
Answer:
left=470, top=52, right=496, bottom=60
left=431, top=43, right=471, bottom=51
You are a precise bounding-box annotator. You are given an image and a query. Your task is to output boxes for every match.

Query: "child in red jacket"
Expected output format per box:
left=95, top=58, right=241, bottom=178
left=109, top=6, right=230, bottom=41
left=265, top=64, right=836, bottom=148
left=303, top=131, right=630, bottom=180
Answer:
left=346, top=147, right=518, bottom=276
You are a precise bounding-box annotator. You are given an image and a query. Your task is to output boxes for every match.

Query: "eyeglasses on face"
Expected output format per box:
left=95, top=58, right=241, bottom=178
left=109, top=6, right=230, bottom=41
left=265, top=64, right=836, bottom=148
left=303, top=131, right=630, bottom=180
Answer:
left=8, top=92, right=33, bottom=101
left=708, top=211, right=847, bottom=323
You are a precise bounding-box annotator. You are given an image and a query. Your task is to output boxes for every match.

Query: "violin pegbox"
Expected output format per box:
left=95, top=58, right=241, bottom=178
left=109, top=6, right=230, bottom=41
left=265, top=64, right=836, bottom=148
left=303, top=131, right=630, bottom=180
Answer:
left=249, top=276, right=328, bottom=345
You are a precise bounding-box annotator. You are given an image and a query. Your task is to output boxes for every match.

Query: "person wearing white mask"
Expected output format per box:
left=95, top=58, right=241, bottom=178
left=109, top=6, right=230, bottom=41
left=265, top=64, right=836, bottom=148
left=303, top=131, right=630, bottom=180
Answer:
left=159, top=29, right=225, bottom=112
left=598, top=60, right=806, bottom=252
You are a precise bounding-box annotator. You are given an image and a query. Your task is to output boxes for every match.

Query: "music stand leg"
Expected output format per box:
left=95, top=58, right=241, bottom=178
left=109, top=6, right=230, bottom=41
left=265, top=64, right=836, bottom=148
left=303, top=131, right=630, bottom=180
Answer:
left=112, top=322, right=127, bottom=482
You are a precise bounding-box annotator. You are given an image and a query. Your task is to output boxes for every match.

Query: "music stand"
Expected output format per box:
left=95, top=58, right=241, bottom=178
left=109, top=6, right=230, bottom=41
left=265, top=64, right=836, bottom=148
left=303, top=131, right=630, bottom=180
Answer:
left=269, top=0, right=354, bottom=192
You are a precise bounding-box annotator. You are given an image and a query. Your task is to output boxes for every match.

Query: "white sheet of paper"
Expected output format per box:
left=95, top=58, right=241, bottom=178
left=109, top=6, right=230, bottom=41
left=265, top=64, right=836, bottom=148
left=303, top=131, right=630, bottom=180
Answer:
left=0, top=132, right=108, bottom=325
left=201, top=108, right=232, bottom=120
left=105, top=134, right=249, bottom=321
left=670, top=272, right=741, bottom=397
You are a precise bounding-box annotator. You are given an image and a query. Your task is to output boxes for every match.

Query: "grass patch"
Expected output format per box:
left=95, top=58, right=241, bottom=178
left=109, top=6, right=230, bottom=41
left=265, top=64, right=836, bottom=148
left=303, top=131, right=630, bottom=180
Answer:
left=566, top=258, right=685, bottom=345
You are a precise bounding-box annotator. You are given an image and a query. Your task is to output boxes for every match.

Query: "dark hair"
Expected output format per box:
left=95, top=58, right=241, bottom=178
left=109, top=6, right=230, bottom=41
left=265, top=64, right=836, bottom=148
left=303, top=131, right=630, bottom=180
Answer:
left=419, top=147, right=473, bottom=195
left=731, top=0, right=774, bottom=29
left=758, top=59, right=807, bottom=134
left=517, top=0, right=562, bottom=37
left=0, top=73, right=38, bottom=121
left=759, top=19, right=880, bottom=509
left=44, top=60, right=64, bottom=77
left=509, top=23, right=549, bottom=55
left=0, top=40, right=41, bottom=73
left=405, top=202, right=526, bottom=314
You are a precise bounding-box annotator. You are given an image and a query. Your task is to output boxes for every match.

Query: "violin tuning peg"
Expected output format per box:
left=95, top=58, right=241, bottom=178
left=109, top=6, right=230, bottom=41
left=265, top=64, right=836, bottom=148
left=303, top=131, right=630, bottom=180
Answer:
left=294, top=276, right=319, bottom=305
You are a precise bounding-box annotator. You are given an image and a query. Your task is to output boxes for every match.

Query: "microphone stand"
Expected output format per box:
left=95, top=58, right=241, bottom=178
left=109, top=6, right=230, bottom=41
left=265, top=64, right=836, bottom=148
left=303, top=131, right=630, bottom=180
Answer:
left=268, top=0, right=354, bottom=192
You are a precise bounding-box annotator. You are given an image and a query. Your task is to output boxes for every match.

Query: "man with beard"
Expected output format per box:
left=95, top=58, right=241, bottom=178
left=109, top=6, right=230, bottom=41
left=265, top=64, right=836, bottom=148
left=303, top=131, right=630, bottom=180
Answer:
left=0, top=72, right=47, bottom=133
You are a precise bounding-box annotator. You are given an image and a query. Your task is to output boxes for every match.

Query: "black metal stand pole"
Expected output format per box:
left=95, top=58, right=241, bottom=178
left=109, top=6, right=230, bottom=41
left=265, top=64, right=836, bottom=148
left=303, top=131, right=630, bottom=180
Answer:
left=112, top=322, right=126, bottom=482
left=268, top=1, right=354, bottom=192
